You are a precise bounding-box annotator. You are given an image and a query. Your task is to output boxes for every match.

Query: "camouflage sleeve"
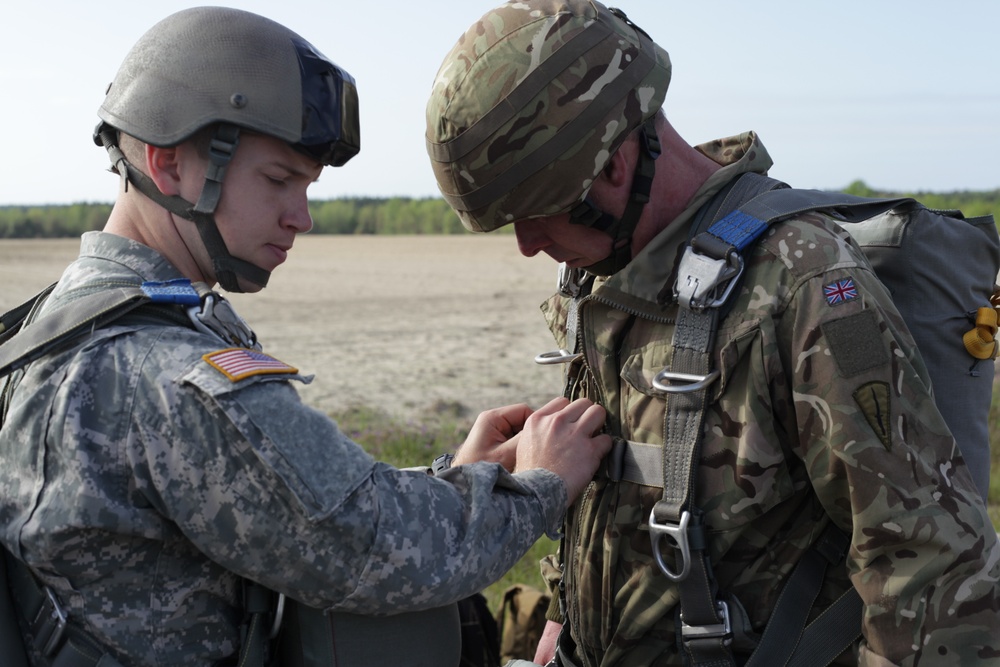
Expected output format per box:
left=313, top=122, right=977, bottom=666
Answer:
left=128, top=356, right=566, bottom=614
left=773, top=222, right=1000, bottom=666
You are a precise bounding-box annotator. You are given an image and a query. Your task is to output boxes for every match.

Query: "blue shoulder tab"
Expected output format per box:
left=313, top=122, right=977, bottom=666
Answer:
left=141, top=279, right=201, bottom=306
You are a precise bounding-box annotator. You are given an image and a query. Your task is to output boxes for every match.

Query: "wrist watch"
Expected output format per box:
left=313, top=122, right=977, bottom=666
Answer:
left=431, top=453, right=454, bottom=476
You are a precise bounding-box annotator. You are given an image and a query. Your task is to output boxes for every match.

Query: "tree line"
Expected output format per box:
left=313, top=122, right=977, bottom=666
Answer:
left=1, top=184, right=997, bottom=239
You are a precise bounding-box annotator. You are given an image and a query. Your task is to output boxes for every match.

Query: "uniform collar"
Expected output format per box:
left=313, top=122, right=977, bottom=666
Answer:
left=77, top=231, right=187, bottom=284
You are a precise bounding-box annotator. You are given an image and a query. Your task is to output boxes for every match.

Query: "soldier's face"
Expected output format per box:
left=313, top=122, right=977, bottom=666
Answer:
left=211, top=134, right=322, bottom=291
left=513, top=215, right=613, bottom=268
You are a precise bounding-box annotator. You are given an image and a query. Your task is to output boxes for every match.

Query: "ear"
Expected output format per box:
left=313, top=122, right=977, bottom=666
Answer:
left=145, top=143, right=184, bottom=196
left=598, top=141, right=635, bottom=189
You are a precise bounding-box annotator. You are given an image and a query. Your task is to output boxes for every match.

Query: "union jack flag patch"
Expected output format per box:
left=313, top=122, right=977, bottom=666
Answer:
left=824, top=278, right=858, bottom=306
left=203, top=348, right=298, bottom=382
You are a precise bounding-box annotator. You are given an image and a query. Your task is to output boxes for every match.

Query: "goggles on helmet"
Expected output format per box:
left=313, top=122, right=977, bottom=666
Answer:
left=293, top=38, right=360, bottom=167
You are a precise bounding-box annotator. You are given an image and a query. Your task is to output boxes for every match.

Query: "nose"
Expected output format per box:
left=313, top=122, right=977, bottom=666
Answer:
left=282, top=195, right=314, bottom=234
left=514, top=221, right=546, bottom=257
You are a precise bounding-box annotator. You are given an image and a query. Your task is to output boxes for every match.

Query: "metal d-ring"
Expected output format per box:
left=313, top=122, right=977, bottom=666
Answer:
left=652, top=369, right=720, bottom=394
left=648, top=509, right=692, bottom=582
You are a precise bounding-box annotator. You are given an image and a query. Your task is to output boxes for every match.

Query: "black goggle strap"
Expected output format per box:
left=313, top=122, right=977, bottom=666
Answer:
left=96, top=125, right=271, bottom=292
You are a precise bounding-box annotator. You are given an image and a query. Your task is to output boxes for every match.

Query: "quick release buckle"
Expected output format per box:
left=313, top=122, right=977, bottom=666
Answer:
left=648, top=508, right=692, bottom=582
left=36, top=587, right=68, bottom=657
left=674, top=245, right=744, bottom=311
left=557, top=262, right=589, bottom=299
left=680, top=600, right=732, bottom=644
left=187, top=293, right=259, bottom=350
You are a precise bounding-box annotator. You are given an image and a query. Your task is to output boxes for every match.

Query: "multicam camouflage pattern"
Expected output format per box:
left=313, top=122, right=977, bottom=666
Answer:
left=425, top=0, right=670, bottom=232
left=0, top=232, right=566, bottom=666
left=538, top=133, right=1000, bottom=666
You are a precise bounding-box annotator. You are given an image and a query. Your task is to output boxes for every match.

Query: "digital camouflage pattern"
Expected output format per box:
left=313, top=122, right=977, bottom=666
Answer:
left=0, top=232, right=567, bottom=666
left=425, top=0, right=670, bottom=232
left=538, top=133, right=1000, bottom=666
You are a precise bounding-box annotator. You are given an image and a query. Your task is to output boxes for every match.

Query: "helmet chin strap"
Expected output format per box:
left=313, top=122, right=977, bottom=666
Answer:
left=95, top=123, right=271, bottom=292
left=569, top=117, right=661, bottom=277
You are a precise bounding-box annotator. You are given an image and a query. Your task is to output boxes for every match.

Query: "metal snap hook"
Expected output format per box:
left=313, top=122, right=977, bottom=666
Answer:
left=534, top=349, right=583, bottom=365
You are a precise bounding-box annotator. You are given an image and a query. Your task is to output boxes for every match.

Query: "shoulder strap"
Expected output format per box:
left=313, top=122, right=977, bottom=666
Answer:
left=3, top=548, right=125, bottom=666
left=676, top=178, right=916, bottom=311
left=0, top=277, right=214, bottom=381
left=0, top=286, right=151, bottom=380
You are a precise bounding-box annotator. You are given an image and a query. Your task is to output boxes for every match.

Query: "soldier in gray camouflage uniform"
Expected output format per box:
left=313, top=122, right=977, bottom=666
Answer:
left=0, top=7, right=614, bottom=666
left=425, top=1, right=1000, bottom=666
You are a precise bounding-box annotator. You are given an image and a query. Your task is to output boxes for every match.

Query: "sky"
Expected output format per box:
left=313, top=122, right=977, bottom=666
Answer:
left=1, top=0, right=997, bottom=206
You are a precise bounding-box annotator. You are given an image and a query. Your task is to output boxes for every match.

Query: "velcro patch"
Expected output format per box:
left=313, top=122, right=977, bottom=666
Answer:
left=821, top=310, right=888, bottom=378
left=853, top=381, right=892, bottom=450
left=203, top=348, right=297, bottom=382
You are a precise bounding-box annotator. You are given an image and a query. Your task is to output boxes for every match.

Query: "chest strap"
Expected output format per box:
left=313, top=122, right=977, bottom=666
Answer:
left=4, top=549, right=124, bottom=667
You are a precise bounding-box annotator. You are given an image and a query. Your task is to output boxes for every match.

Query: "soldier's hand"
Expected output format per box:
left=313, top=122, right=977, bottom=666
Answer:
left=514, top=397, right=612, bottom=507
left=454, top=403, right=533, bottom=470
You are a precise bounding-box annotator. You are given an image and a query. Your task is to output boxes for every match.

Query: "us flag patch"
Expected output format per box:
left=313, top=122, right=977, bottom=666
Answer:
left=203, top=348, right=298, bottom=382
left=824, top=278, right=858, bottom=306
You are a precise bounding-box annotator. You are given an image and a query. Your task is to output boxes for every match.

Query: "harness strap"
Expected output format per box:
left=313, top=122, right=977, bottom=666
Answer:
left=744, top=524, right=855, bottom=667
left=4, top=550, right=124, bottom=667
left=0, top=286, right=150, bottom=378
left=238, top=581, right=277, bottom=667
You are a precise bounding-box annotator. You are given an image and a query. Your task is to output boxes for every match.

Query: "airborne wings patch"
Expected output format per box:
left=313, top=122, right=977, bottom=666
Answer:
left=203, top=348, right=298, bottom=382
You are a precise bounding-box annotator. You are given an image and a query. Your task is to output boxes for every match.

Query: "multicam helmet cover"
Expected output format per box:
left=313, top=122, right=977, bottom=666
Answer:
left=426, top=0, right=670, bottom=232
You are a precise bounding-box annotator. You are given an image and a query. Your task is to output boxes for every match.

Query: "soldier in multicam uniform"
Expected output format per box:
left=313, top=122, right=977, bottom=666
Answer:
left=0, top=7, right=615, bottom=666
left=425, top=1, right=1000, bottom=666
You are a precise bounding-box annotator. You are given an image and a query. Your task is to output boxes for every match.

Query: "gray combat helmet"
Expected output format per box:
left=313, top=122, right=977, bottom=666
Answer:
left=94, top=6, right=361, bottom=292
left=426, top=0, right=669, bottom=274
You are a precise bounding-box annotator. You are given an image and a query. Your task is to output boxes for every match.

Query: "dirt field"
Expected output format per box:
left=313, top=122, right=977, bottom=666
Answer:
left=0, top=235, right=566, bottom=423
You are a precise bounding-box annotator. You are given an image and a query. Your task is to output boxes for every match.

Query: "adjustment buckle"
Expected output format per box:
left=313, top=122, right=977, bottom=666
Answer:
left=680, top=600, right=732, bottom=644
left=674, top=245, right=744, bottom=311
left=269, top=593, right=287, bottom=640
left=648, top=509, right=692, bottom=582
left=37, top=587, right=68, bottom=657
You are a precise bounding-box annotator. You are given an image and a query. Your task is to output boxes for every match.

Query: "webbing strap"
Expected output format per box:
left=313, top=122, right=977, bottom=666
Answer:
left=654, top=303, right=718, bottom=520
left=4, top=550, right=124, bottom=667
left=787, top=587, right=863, bottom=667
left=744, top=524, right=856, bottom=667
left=0, top=287, right=150, bottom=379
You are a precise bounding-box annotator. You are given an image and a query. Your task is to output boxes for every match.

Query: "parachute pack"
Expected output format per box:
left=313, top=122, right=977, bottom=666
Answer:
left=674, top=172, right=999, bottom=499
left=650, top=172, right=999, bottom=666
